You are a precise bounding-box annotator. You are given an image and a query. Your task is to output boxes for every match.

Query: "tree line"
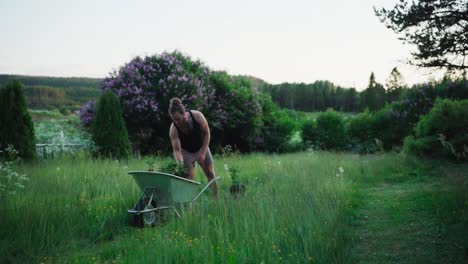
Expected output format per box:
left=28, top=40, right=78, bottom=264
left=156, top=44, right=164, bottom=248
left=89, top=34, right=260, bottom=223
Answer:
left=261, top=68, right=406, bottom=112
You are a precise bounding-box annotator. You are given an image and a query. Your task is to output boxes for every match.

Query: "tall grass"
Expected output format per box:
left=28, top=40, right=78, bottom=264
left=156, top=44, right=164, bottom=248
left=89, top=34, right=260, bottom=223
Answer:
left=1, top=151, right=451, bottom=263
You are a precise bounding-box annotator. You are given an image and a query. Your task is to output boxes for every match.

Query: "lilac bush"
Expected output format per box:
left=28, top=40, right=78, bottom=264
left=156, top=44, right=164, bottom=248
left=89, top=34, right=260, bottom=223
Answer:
left=78, top=100, right=96, bottom=128
left=92, top=51, right=262, bottom=153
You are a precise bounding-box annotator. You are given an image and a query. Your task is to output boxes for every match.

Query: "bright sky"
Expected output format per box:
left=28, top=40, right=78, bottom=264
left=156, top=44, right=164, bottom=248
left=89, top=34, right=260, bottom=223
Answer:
left=0, top=0, right=443, bottom=91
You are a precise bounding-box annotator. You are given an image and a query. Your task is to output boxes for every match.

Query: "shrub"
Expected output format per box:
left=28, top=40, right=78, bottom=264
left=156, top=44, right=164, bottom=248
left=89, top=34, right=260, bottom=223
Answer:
left=376, top=79, right=468, bottom=149
left=261, top=110, right=296, bottom=153
left=206, top=72, right=262, bottom=152
left=314, top=110, right=347, bottom=150
left=97, top=51, right=262, bottom=154
left=347, top=110, right=379, bottom=153
left=78, top=100, right=96, bottom=128
left=92, top=91, right=131, bottom=159
left=404, top=99, right=468, bottom=161
left=0, top=145, right=29, bottom=198
left=255, top=94, right=295, bottom=152
left=301, top=119, right=316, bottom=146
left=0, top=81, right=36, bottom=160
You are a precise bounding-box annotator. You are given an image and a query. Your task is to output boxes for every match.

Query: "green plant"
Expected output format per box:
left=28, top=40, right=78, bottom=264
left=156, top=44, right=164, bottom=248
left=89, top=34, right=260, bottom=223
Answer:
left=301, top=119, right=316, bottom=146
left=315, top=109, right=348, bottom=150
left=159, top=160, right=185, bottom=177
left=145, top=157, right=156, bottom=171
left=92, top=91, right=131, bottom=159
left=404, top=98, right=468, bottom=161
left=347, top=110, right=378, bottom=153
left=0, top=81, right=36, bottom=160
left=0, top=145, right=29, bottom=197
left=227, top=165, right=240, bottom=186
left=438, top=134, right=468, bottom=160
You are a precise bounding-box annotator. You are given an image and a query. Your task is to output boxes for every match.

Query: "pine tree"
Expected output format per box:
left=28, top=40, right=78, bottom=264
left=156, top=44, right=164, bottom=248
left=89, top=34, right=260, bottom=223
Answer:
left=0, top=81, right=36, bottom=160
left=385, top=67, right=406, bottom=103
left=92, top=91, right=131, bottom=159
left=376, top=0, right=467, bottom=71
left=362, top=72, right=386, bottom=111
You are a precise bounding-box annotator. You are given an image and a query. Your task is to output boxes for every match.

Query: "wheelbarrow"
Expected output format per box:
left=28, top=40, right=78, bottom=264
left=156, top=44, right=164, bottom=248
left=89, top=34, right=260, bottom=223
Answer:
left=127, top=171, right=219, bottom=227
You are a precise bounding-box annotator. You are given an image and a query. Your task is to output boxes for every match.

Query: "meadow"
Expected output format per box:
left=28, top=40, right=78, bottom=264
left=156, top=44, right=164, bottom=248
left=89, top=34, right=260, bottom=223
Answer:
left=1, top=151, right=466, bottom=263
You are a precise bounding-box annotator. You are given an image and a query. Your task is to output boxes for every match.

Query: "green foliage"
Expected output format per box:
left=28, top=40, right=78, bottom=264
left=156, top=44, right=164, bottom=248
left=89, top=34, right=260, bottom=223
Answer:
left=347, top=110, right=379, bottom=153
left=314, top=110, right=348, bottom=150
left=92, top=91, right=131, bottom=159
left=0, top=145, right=29, bottom=198
left=261, top=80, right=359, bottom=112
left=375, top=0, right=468, bottom=71
left=385, top=67, right=405, bottom=103
left=0, top=81, right=36, bottom=160
left=301, top=119, right=316, bottom=145
left=23, top=85, right=101, bottom=111
left=207, top=72, right=262, bottom=151
left=256, top=95, right=295, bottom=152
left=373, top=79, right=468, bottom=150
left=0, top=152, right=465, bottom=262
left=370, top=105, right=405, bottom=150
left=158, top=159, right=186, bottom=176
left=361, top=73, right=386, bottom=111
left=34, top=117, right=91, bottom=144
left=404, top=99, right=468, bottom=161
left=0, top=75, right=101, bottom=111
left=0, top=74, right=101, bottom=89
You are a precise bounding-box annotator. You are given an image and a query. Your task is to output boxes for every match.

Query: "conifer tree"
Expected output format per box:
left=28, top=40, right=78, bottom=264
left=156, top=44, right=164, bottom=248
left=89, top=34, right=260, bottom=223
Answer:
left=92, top=91, right=131, bottom=159
left=0, top=81, right=36, bottom=160
left=385, top=67, right=405, bottom=102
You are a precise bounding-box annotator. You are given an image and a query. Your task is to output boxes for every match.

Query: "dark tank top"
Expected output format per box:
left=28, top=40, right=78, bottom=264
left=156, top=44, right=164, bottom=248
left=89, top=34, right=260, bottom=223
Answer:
left=173, top=110, right=203, bottom=153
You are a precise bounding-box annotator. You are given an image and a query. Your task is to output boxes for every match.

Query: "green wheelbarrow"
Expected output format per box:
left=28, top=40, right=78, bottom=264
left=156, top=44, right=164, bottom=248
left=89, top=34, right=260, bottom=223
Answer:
left=127, top=171, right=220, bottom=227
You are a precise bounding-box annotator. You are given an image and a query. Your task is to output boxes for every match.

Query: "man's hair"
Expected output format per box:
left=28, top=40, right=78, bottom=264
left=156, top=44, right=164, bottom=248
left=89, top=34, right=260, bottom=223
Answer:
left=169, top=97, right=185, bottom=115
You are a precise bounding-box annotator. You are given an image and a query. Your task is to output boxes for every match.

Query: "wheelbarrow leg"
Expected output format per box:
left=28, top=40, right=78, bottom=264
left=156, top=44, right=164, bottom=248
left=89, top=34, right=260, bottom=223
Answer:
left=190, top=176, right=220, bottom=210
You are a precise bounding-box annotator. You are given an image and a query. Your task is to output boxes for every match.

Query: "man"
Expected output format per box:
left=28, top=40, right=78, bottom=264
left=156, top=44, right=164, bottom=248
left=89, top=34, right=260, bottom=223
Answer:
left=168, top=97, right=218, bottom=196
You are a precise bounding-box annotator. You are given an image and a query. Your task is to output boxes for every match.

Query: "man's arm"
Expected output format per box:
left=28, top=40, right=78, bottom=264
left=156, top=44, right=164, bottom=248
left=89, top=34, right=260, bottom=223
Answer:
left=169, top=124, right=183, bottom=163
left=193, top=111, right=210, bottom=160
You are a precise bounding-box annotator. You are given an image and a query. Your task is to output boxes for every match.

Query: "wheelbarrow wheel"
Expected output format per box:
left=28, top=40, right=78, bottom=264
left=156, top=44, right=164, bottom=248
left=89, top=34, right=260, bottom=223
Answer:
left=133, top=198, right=159, bottom=228
left=142, top=202, right=157, bottom=226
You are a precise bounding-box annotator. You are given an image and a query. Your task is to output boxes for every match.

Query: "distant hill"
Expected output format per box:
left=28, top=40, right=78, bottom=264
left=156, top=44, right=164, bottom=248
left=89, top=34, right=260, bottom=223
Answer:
left=0, top=74, right=101, bottom=89
left=0, top=74, right=272, bottom=111
left=0, top=74, right=102, bottom=111
left=234, top=75, right=269, bottom=90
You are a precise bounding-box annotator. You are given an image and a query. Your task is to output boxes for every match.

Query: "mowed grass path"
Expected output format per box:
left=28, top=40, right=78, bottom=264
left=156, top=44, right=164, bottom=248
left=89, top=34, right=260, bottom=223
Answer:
left=352, top=160, right=467, bottom=263
left=0, top=152, right=466, bottom=263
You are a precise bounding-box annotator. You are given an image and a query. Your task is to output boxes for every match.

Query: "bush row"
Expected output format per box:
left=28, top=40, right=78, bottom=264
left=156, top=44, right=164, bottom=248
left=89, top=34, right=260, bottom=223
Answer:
left=300, top=98, right=468, bottom=162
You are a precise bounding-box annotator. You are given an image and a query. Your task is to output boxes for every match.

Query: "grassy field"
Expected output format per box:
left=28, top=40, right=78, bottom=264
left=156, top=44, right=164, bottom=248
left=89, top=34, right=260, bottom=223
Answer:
left=0, top=151, right=466, bottom=263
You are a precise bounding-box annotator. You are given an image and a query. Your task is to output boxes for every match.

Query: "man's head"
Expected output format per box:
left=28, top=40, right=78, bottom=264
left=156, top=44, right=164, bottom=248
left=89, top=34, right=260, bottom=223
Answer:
left=169, top=97, right=186, bottom=125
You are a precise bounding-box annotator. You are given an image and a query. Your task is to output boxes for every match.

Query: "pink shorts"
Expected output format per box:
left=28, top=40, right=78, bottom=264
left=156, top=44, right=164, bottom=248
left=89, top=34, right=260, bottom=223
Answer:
left=181, top=148, right=213, bottom=172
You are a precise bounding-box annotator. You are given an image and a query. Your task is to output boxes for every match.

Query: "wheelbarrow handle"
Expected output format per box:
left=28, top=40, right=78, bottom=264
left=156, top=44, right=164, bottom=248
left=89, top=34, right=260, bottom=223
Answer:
left=190, top=176, right=220, bottom=209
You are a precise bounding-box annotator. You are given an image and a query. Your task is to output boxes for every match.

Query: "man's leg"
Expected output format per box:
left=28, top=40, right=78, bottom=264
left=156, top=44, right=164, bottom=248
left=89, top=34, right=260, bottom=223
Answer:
left=201, top=163, right=218, bottom=197
left=181, top=149, right=196, bottom=180
left=198, top=149, right=218, bottom=197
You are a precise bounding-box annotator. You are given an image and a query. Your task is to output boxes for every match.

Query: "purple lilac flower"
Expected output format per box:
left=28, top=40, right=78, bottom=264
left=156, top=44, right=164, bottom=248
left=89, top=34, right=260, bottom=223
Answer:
left=78, top=100, right=96, bottom=128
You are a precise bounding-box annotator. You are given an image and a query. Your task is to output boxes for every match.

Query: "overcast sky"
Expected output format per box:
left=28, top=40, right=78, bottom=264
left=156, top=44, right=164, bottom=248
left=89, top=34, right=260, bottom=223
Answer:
left=0, top=0, right=443, bottom=90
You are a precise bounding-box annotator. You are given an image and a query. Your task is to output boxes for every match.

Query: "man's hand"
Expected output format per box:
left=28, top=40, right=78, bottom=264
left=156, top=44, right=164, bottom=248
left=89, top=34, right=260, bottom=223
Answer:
left=197, top=151, right=206, bottom=164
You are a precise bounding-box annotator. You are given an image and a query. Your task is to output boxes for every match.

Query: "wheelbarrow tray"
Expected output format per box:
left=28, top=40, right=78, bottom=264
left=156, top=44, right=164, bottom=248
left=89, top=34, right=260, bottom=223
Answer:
left=128, top=170, right=219, bottom=227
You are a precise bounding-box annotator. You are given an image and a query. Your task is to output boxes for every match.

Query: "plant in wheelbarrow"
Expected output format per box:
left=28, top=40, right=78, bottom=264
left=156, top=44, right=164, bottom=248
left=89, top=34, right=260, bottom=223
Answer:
left=159, top=160, right=186, bottom=177
left=145, top=156, right=156, bottom=171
